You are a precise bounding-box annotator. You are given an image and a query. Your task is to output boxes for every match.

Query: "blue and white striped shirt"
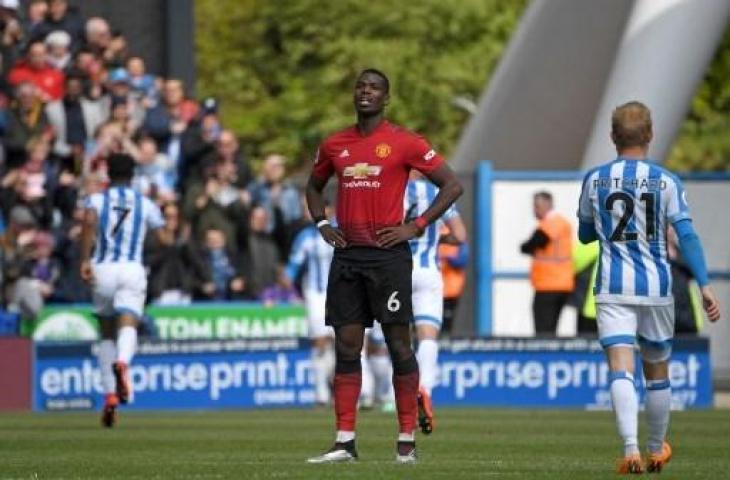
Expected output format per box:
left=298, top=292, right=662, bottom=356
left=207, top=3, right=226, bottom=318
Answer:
left=85, top=186, right=164, bottom=264
left=405, top=179, right=458, bottom=270
left=578, top=158, right=690, bottom=305
left=285, top=225, right=333, bottom=293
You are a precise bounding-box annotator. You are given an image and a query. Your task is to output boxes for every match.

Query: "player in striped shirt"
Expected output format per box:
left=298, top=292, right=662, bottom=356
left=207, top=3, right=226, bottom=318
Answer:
left=283, top=203, right=336, bottom=406
left=80, top=153, right=166, bottom=428
left=403, top=172, right=465, bottom=431
left=577, top=101, right=720, bottom=474
left=370, top=173, right=467, bottom=425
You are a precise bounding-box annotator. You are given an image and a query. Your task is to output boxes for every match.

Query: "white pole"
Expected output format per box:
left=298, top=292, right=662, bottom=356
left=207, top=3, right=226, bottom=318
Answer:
left=581, top=0, right=730, bottom=168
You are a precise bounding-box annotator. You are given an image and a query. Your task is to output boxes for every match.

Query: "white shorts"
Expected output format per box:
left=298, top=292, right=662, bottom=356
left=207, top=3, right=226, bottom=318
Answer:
left=596, top=302, right=675, bottom=361
left=305, top=290, right=334, bottom=338
left=92, top=262, right=147, bottom=319
left=369, top=322, right=385, bottom=346
left=412, top=267, right=443, bottom=329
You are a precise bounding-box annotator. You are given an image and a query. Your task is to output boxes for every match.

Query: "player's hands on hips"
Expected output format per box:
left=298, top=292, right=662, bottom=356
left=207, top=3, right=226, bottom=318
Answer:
left=376, top=223, right=420, bottom=248
left=80, top=260, right=93, bottom=284
left=319, top=224, right=347, bottom=248
left=701, top=285, right=721, bottom=322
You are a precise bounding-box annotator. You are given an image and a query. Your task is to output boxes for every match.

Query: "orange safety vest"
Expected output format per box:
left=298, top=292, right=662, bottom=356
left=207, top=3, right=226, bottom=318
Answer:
left=530, top=212, right=574, bottom=292
left=439, top=242, right=466, bottom=299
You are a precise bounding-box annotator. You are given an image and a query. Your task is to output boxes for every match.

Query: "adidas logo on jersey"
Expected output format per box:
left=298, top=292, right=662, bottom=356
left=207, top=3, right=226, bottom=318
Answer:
left=339, top=149, right=350, bottom=158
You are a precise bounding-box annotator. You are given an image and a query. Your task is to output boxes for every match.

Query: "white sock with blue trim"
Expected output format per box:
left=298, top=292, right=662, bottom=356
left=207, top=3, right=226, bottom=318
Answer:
left=360, top=352, right=374, bottom=407
left=610, top=371, right=639, bottom=456
left=369, top=353, right=394, bottom=403
left=98, top=340, right=116, bottom=394
left=116, top=325, right=137, bottom=364
left=645, top=379, right=671, bottom=454
left=416, top=338, right=439, bottom=395
left=312, top=344, right=335, bottom=404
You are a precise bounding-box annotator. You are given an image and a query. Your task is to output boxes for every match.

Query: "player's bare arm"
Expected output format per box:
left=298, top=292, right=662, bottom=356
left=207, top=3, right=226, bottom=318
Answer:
left=444, top=215, right=467, bottom=244
left=79, top=207, right=98, bottom=283
left=306, top=173, right=347, bottom=248
left=701, top=286, right=721, bottom=322
left=377, top=164, right=463, bottom=248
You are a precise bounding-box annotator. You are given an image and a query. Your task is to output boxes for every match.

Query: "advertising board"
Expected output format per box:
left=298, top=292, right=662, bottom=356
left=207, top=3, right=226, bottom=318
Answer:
left=33, top=338, right=711, bottom=411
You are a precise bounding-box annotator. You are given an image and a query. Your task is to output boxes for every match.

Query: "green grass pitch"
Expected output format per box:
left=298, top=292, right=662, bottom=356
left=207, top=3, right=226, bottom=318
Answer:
left=2, top=408, right=730, bottom=479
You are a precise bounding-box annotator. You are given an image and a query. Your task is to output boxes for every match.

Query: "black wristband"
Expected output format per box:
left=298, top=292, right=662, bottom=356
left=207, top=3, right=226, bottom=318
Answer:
left=313, top=215, right=326, bottom=224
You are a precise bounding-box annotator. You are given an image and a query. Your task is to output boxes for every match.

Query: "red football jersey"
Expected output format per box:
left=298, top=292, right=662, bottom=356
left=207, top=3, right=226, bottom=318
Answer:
left=313, top=120, right=444, bottom=246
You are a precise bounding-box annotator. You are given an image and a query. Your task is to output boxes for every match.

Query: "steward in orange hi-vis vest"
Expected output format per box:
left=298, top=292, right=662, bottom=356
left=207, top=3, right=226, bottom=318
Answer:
left=440, top=242, right=467, bottom=299
left=531, top=212, right=575, bottom=292
left=520, top=191, right=574, bottom=335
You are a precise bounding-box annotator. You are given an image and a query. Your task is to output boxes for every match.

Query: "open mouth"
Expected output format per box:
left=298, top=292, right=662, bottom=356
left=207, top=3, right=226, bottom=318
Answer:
left=358, top=98, right=373, bottom=107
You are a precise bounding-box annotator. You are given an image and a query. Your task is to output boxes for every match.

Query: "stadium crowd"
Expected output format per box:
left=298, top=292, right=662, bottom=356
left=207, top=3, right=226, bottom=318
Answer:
left=0, top=0, right=310, bottom=324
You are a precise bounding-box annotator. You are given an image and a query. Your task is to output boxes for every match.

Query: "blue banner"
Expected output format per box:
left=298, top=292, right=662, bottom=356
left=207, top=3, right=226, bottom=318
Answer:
left=435, top=338, right=711, bottom=409
left=33, top=338, right=712, bottom=411
left=34, top=339, right=314, bottom=411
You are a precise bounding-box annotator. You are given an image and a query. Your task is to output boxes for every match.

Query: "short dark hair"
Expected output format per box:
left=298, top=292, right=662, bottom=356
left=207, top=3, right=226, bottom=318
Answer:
left=65, top=68, right=87, bottom=84
left=25, top=40, right=45, bottom=55
left=107, top=153, right=135, bottom=183
left=358, top=68, right=390, bottom=93
left=77, top=46, right=94, bottom=56
left=534, top=191, right=553, bottom=203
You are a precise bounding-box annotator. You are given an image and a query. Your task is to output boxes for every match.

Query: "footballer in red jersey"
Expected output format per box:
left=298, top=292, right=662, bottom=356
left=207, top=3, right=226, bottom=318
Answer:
left=312, top=118, right=445, bottom=246
left=305, top=69, right=463, bottom=464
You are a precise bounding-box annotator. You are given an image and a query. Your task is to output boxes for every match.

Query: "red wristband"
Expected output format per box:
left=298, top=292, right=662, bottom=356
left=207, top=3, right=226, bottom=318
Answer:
left=413, top=216, right=428, bottom=233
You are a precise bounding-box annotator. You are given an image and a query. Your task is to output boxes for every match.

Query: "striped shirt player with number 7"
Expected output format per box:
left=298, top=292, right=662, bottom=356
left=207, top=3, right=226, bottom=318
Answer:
left=577, top=101, right=721, bottom=474
left=80, top=153, right=166, bottom=428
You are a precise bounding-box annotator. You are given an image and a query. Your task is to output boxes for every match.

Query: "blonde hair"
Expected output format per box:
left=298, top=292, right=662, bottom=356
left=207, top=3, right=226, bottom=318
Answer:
left=611, top=101, right=652, bottom=150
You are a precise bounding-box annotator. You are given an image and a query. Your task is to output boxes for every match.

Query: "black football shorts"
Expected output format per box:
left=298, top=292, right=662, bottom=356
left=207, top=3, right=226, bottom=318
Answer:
left=325, top=243, right=413, bottom=328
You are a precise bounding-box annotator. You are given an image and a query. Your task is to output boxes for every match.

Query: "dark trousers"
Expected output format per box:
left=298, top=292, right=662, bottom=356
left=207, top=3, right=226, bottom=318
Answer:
left=442, top=297, right=460, bottom=336
left=576, top=314, right=597, bottom=335
left=533, top=291, right=570, bottom=335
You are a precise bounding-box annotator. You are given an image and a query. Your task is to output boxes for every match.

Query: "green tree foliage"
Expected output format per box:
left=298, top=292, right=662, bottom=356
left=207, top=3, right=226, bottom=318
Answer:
left=666, top=26, right=730, bottom=172
left=197, top=2, right=729, bottom=172
left=196, top=0, right=526, bottom=169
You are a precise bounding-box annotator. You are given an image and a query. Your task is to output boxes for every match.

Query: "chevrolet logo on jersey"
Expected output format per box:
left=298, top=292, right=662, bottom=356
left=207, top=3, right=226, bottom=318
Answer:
left=343, top=163, right=382, bottom=180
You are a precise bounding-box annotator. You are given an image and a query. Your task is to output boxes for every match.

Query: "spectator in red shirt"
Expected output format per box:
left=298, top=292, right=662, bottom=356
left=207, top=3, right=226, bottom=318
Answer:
left=305, top=69, right=462, bottom=464
left=8, top=40, right=65, bottom=101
